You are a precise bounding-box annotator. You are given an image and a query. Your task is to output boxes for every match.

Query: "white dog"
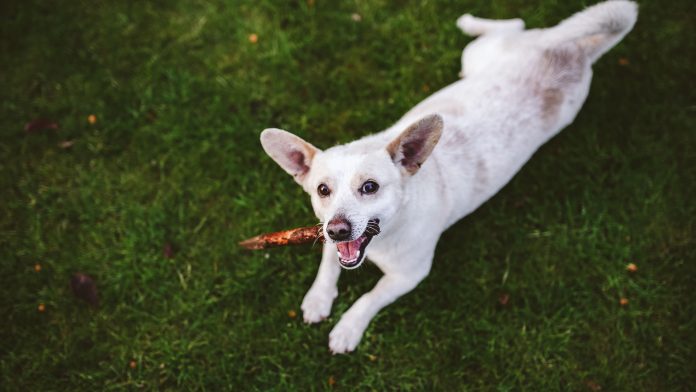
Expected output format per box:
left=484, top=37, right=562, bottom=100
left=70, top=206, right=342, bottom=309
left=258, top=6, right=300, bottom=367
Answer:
left=260, top=1, right=637, bottom=354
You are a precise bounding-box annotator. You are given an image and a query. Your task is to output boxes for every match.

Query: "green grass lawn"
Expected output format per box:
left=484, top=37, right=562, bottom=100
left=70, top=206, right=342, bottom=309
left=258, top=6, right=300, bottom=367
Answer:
left=1, top=0, right=694, bottom=390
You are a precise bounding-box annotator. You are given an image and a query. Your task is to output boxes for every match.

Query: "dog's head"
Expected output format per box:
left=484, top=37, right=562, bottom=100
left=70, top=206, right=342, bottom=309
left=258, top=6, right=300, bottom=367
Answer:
left=260, top=114, right=443, bottom=269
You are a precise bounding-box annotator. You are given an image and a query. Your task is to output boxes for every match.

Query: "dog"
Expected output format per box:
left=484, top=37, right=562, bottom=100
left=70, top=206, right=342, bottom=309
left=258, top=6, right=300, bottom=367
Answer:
left=259, top=1, right=637, bottom=354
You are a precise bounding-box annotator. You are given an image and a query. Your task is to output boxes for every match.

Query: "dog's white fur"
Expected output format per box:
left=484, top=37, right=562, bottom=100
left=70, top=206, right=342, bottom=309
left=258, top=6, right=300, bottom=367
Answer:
left=260, top=1, right=637, bottom=354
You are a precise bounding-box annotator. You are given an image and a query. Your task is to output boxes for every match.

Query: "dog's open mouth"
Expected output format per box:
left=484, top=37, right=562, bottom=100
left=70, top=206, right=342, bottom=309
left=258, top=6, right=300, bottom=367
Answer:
left=335, top=219, right=380, bottom=269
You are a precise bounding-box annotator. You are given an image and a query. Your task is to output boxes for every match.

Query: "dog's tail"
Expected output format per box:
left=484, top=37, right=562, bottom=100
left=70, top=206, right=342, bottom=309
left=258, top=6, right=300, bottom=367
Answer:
left=545, top=0, right=638, bottom=63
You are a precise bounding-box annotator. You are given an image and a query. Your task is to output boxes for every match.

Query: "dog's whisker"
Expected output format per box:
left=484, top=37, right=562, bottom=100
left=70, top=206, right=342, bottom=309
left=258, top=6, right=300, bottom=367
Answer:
left=312, top=228, right=325, bottom=244
left=364, top=228, right=379, bottom=236
left=365, top=223, right=381, bottom=236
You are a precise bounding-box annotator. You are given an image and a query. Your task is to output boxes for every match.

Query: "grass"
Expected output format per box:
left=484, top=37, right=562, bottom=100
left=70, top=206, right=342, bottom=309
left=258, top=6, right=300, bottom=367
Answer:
left=1, top=0, right=694, bottom=390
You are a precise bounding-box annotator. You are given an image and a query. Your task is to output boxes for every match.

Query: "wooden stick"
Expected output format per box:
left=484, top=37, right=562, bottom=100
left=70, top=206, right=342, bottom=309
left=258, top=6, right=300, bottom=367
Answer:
left=239, top=225, right=324, bottom=250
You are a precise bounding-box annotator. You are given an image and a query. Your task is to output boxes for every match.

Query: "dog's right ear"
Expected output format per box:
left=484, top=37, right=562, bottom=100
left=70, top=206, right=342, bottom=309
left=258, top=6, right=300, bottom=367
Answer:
left=260, top=128, right=320, bottom=184
left=387, top=114, right=443, bottom=175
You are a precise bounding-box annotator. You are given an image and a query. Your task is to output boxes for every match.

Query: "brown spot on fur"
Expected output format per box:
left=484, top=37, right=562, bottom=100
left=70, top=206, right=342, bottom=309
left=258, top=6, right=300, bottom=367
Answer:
left=541, top=46, right=584, bottom=85
left=443, top=129, right=468, bottom=147
left=534, top=45, right=585, bottom=127
left=579, top=34, right=605, bottom=49
left=473, top=158, right=488, bottom=194
left=541, top=88, right=564, bottom=125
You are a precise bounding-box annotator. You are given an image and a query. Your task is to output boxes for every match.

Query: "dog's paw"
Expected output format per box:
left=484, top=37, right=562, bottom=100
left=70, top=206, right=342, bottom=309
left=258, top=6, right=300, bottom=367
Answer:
left=301, top=287, right=336, bottom=324
left=328, top=320, right=365, bottom=354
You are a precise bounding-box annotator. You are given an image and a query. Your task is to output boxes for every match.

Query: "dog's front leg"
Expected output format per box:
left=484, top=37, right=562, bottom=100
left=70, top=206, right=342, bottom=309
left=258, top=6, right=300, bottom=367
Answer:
left=328, top=261, right=431, bottom=354
left=301, top=243, right=341, bottom=323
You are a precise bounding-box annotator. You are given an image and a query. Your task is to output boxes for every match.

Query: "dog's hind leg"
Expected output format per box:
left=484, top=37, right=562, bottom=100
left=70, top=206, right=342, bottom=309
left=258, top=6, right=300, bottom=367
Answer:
left=456, top=14, right=525, bottom=37
left=456, top=14, right=525, bottom=78
left=542, top=0, right=638, bottom=63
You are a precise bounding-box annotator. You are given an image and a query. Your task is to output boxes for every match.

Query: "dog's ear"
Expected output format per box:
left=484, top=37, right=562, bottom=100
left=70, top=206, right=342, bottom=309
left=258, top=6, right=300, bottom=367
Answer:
left=387, top=114, right=443, bottom=175
left=260, top=128, right=320, bottom=184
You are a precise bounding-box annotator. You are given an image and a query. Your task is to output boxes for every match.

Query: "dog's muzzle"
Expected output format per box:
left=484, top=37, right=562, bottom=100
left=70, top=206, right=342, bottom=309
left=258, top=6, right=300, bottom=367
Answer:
left=334, top=219, right=380, bottom=269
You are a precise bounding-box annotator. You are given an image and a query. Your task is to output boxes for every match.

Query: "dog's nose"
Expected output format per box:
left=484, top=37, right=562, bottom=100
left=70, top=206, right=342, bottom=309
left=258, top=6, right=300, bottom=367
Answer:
left=326, top=217, right=351, bottom=241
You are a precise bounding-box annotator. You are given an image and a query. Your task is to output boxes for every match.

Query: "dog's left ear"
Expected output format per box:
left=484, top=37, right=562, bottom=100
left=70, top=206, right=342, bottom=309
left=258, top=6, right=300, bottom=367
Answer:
left=387, top=114, right=443, bottom=175
left=260, top=128, right=320, bottom=184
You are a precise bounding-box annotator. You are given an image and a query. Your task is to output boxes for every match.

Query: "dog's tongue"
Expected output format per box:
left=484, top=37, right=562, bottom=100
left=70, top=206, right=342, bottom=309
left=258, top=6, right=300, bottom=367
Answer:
left=336, top=237, right=364, bottom=260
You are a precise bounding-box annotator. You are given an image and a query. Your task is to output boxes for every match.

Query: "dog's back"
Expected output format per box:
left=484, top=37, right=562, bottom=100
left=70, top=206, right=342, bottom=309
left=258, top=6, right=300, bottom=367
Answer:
left=372, top=0, right=638, bottom=227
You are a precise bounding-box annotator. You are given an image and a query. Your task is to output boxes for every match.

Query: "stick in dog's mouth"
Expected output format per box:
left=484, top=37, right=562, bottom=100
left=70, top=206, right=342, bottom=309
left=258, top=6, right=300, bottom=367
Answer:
left=335, top=219, right=380, bottom=269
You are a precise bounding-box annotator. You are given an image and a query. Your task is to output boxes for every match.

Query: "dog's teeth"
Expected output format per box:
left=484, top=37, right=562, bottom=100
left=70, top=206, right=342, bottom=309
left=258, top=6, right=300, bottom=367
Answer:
left=337, top=251, right=342, bottom=259
left=356, top=250, right=360, bottom=258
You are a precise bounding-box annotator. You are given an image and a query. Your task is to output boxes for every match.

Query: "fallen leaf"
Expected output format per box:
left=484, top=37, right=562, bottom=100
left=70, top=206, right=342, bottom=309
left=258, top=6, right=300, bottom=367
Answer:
left=619, top=297, right=629, bottom=306
left=146, top=109, right=157, bottom=123
left=248, top=33, right=258, bottom=44
left=288, top=310, right=297, bottom=318
left=163, top=243, right=176, bottom=259
left=25, top=118, right=58, bottom=133
left=351, top=13, right=362, bottom=22
left=498, top=292, right=510, bottom=306
left=87, top=114, right=97, bottom=124
left=618, top=58, right=629, bottom=66
left=59, top=140, right=75, bottom=149
left=38, top=303, right=46, bottom=312
left=34, top=263, right=42, bottom=272
left=328, top=375, right=336, bottom=387
left=129, top=360, right=137, bottom=369
left=626, top=263, right=637, bottom=272
left=513, top=198, right=527, bottom=208
left=307, top=0, right=315, bottom=6
left=367, top=354, right=377, bottom=362
left=70, top=273, right=99, bottom=307
left=585, top=379, right=602, bottom=391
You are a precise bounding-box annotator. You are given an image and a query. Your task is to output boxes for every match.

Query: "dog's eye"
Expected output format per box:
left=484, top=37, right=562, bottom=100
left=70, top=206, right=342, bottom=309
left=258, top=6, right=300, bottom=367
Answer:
left=317, top=183, right=331, bottom=197
left=359, top=180, right=379, bottom=195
